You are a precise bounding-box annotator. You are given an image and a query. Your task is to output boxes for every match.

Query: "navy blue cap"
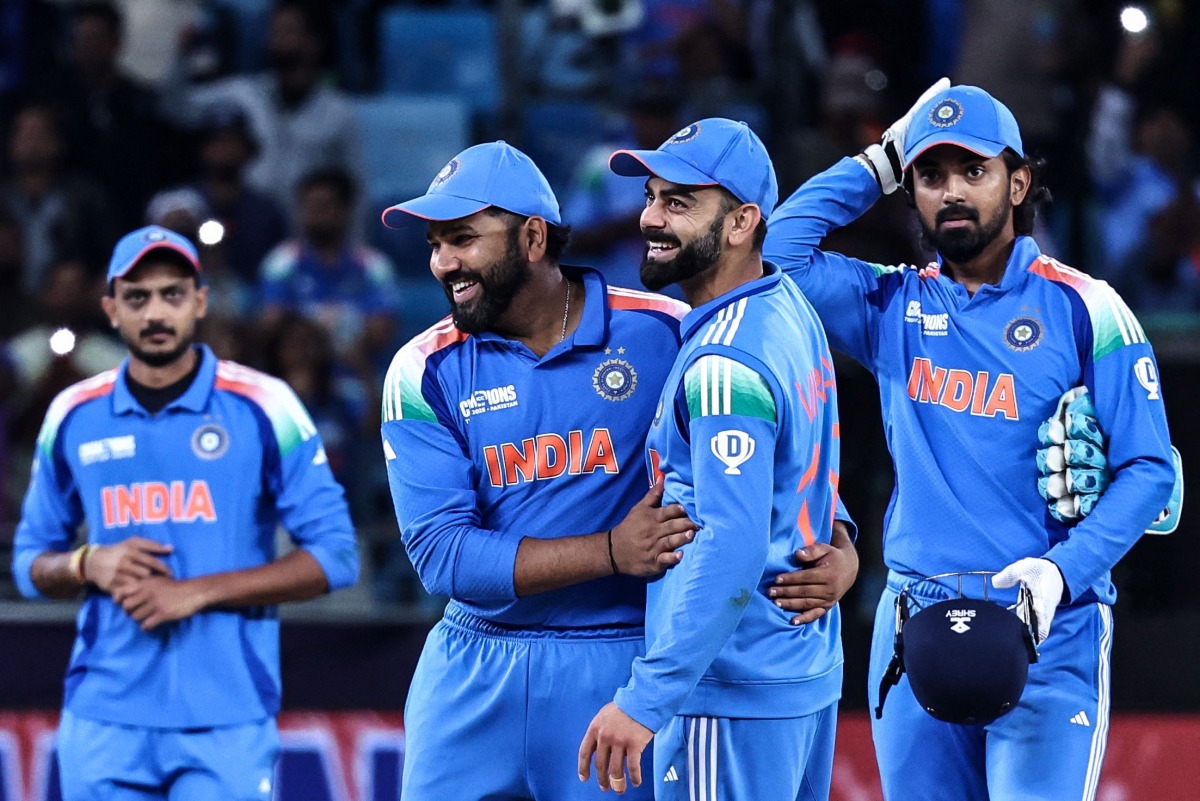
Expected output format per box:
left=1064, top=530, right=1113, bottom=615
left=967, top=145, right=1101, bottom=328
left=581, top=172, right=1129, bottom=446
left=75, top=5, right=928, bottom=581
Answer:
left=107, top=225, right=202, bottom=284
left=902, top=85, right=1023, bottom=169
left=902, top=597, right=1033, bottom=725
left=609, top=118, right=779, bottom=218
left=381, top=141, right=561, bottom=228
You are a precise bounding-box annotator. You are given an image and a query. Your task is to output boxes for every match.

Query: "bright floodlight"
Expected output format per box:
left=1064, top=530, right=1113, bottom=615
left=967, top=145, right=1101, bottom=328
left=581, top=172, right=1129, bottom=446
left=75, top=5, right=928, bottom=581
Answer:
left=49, top=327, right=76, bottom=356
left=1120, top=6, right=1149, bottom=34
left=198, top=219, right=225, bottom=246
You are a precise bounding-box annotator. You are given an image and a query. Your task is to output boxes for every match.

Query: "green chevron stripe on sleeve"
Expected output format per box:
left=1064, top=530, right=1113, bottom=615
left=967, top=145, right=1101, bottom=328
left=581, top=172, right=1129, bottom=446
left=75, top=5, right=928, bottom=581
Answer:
left=381, top=353, right=437, bottom=423
left=685, top=354, right=776, bottom=422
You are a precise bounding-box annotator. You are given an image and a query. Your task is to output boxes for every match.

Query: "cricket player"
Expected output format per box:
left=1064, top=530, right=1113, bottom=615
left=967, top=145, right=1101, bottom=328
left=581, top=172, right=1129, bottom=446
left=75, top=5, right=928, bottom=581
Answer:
left=12, top=225, right=360, bottom=800
left=380, top=142, right=857, bottom=800
left=766, top=82, right=1177, bottom=800
left=579, top=118, right=845, bottom=800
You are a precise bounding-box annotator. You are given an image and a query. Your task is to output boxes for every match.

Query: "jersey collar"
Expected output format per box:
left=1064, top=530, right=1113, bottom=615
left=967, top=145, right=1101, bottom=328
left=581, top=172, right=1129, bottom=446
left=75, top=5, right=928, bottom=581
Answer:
left=680, top=261, right=782, bottom=341
left=469, top=265, right=609, bottom=352
left=113, top=344, right=218, bottom=416
left=933, top=235, right=1043, bottom=295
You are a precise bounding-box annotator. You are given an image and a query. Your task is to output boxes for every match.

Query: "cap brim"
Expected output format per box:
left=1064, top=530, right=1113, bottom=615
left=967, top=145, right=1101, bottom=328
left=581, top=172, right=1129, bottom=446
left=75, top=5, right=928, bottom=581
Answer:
left=110, top=242, right=201, bottom=281
left=902, top=133, right=1007, bottom=169
left=608, top=149, right=719, bottom=189
left=381, top=194, right=492, bottom=229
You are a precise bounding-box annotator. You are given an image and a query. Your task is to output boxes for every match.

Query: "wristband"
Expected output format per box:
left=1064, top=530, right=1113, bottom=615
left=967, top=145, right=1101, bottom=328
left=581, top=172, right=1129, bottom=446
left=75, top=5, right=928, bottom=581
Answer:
left=607, top=529, right=619, bottom=575
left=68, top=544, right=93, bottom=585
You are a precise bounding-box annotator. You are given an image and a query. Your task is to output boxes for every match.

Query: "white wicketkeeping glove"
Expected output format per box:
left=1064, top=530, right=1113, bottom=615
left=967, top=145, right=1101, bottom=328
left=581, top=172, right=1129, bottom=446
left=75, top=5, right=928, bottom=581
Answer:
left=855, top=77, right=951, bottom=194
left=992, top=558, right=1064, bottom=644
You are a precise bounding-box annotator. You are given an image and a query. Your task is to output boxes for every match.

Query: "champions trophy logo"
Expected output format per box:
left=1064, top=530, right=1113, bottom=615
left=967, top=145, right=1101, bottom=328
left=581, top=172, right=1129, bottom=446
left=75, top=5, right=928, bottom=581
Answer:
left=710, top=430, right=755, bottom=475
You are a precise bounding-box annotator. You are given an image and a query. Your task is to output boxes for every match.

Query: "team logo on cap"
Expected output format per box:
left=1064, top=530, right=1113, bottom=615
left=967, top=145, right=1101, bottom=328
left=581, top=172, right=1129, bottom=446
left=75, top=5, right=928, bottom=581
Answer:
left=593, top=359, right=638, bottom=401
left=667, top=124, right=701, bottom=145
left=144, top=229, right=166, bottom=243
left=1005, top=316, right=1042, bottom=351
left=430, top=158, right=460, bottom=188
left=929, top=98, right=964, bottom=128
left=191, top=423, right=229, bottom=460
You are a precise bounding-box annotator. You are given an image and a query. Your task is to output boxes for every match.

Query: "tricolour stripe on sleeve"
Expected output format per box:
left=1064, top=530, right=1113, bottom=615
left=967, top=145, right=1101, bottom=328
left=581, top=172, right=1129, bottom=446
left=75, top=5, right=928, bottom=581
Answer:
left=381, top=318, right=467, bottom=424
left=36, top=370, right=119, bottom=457
left=1029, top=256, right=1146, bottom=359
left=607, top=286, right=690, bottom=321
left=216, top=361, right=317, bottom=455
left=684, top=355, right=775, bottom=422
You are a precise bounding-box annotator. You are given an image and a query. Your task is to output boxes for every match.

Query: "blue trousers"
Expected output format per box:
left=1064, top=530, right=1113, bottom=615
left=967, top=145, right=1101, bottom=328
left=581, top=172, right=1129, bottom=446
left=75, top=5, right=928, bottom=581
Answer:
left=401, top=605, right=650, bottom=800
left=653, top=706, right=837, bottom=801
left=57, top=711, right=278, bottom=801
left=869, top=574, right=1113, bottom=801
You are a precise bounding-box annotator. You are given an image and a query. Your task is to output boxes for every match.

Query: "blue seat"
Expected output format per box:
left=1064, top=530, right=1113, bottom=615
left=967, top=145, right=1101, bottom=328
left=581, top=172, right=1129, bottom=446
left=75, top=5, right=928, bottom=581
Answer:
left=377, top=8, right=499, bottom=114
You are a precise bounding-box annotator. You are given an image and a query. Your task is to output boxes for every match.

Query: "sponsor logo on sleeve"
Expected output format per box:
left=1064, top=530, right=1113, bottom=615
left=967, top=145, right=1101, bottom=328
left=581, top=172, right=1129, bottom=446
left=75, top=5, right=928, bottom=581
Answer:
left=710, top=430, right=755, bottom=475
left=1134, top=357, right=1160, bottom=400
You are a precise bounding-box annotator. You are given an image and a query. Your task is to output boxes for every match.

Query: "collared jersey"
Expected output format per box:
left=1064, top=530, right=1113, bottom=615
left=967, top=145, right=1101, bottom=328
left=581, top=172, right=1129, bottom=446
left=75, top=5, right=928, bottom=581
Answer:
left=381, top=267, right=689, bottom=628
left=614, top=265, right=844, bottom=733
left=765, top=157, right=1175, bottom=605
left=12, top=345, right=359, bottom=728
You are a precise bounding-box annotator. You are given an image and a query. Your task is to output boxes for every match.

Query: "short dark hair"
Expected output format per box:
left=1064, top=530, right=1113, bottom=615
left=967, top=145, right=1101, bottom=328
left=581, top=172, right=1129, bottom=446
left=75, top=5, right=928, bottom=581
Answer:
left=484, top=207, right=573, bottom=262
left=716, top=190, right=767, bottom=252
left=1002, top=149, right=1051, bottom=236
left=297, top=167, right=357, bottom=206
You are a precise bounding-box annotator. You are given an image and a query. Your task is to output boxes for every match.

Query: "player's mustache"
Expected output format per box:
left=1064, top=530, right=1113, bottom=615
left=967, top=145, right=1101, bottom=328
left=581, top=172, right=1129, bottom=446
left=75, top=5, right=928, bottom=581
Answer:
left=139, top=324, right=175, bottom=338
left=936, top=206, right=980, bottom=225
left=441, top=270, right=487, bottom=297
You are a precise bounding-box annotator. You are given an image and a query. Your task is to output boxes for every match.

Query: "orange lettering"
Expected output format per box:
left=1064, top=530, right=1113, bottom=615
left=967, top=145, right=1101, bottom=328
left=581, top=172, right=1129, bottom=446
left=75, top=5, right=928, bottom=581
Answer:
left=942, top=369, right=973, bottom=412
left=183, top=481, right=216, bottom=522
left=582, top=429, right=619, bottom=474
left=984, top=374, right=1019, bottom=420
left=144, top=482, right=169, bottom=523
left=907, top=358, right=947, bottom=404
left=501, top=439, right=537, bottom=485
left=115, top=484, right=141, bottom=526
left=171, top=480, right=186, bottom=519
left=568, top=430, right=584, bottom=475
left=971, top=371, right=990, bottom=415
left=536, top=434, right=568, bottom=479
left=483, top=446, right=503, bottom=487
left=101, top=487, right=116, bottom=528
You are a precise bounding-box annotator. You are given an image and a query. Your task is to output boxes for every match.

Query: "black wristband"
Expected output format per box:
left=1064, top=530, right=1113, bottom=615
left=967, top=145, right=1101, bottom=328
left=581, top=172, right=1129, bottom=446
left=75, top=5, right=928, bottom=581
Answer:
left=607, top=529, right=619, bottom=575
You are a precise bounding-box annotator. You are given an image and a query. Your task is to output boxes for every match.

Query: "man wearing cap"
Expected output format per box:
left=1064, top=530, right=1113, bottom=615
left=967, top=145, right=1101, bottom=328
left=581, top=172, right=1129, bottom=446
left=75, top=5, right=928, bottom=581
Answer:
left=578, top=119, right=848, bottom=800
left=380, top=140, right=856, bottom=800
left=766, top=82, right=1177, bottom=799
left=11, top=224, right=359, bottom=800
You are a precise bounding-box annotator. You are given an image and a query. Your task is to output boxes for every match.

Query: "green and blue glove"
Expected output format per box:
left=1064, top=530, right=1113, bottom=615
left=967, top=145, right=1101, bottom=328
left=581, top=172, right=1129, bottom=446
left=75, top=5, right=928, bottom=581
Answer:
left=1037, top=386, right=1183, bottom=533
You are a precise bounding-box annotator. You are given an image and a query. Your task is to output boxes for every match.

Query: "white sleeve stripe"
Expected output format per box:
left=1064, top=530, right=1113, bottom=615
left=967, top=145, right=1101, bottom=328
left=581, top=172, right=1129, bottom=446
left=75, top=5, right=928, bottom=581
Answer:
left=709, top=717, right=718, bottom=801
left=721, top=298, right=747, bottom=345
left=687, top=718, right=697, bottom=801
left=722, top=355, right=732, bottom=415
left=1104, top=292, right=1133, bottom=346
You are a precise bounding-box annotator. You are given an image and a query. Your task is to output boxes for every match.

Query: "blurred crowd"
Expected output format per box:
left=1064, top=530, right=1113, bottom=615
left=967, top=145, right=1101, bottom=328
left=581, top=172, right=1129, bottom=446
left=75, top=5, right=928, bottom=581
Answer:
left=0, top=0, right=1196, bottom=610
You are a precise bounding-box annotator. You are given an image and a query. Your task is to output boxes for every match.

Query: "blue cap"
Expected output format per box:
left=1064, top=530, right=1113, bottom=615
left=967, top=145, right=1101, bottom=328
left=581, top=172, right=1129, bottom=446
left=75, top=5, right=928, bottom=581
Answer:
left=902, top=597, right=1034, bottom=725
left=381, top=141, right=561, bottom=228
left=608, top=118, right=779, bottom=218
left=902, top=85, right=1024, bottom=169
left=107, top=225, right=201, bottom=284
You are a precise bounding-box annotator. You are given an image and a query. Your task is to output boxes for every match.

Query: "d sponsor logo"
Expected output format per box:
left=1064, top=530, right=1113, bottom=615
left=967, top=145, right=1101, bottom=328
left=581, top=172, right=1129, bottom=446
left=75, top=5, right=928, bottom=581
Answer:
left=710, top=430, right=755, bottom=475
left=1134, top=357, right=1160, bottom=399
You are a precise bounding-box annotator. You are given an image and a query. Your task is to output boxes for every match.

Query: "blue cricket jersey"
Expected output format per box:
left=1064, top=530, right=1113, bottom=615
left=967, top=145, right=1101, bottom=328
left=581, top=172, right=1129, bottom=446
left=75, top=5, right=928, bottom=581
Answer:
left=614, top=265, right=844, bottom=733
left=12, top=345, right=359, bottom=728
left=765, top=157, right=1176, bottom=605
left=381, top=267, right=689, bottom=628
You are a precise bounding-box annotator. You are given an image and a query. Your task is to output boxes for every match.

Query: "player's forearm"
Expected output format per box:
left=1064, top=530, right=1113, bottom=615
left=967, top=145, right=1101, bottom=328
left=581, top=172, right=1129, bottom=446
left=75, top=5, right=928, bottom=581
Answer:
left=29, top=550, right=87, bottom=600
left=188, top=549, right=330, bottom=609
left=767, top=157, right=880, bottom=259
left=513, top=531, right=613, bottom=596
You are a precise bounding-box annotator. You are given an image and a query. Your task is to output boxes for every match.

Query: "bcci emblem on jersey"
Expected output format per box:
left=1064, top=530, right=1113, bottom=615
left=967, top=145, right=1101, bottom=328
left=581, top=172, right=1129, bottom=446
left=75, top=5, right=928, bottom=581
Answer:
left=191, top=423, right=229, bottom=460
left=1005, top=316, right=1043, bottom=352
left=711, top=430, right=755, bottom=475
left=593, top=359, right=638, bottom=401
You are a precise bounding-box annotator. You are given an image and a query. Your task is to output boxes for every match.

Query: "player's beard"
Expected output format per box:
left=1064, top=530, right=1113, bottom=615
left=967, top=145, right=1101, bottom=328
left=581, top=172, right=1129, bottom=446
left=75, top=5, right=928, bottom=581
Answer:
left=639, top=212, right=724, bottom=292
left=443, top=226, right=530, bottom=334
left=920, top=188, right=1011, bottom=265
left=124, top=323, right=195, bottom=368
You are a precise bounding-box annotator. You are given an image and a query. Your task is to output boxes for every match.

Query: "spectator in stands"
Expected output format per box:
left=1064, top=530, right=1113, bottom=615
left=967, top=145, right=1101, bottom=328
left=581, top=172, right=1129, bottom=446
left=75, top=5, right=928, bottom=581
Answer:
left=36, top=2, right=166, bottom=230
left=0, top=211, right=32, bottom=338
left=192, top=104, right=289, bottom=286
left=259, top=168, right=400, bottom=381
left=1087, top=29, right=1200, bottom=310
left=561, top=90, right=683, bottom=294
left=163, top=0, right=364, bottom=216
left=0, top=102, right=118, bottom=293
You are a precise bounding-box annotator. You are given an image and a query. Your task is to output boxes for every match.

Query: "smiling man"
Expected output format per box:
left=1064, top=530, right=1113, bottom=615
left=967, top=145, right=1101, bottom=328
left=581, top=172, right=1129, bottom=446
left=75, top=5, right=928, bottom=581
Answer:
left=765, top=83, right=1177, bottom=800
left=11, top=225, right=359, bottom=801
left=577, top=119, right=848, bottom=801
left=379, top=141, right=857, bottom=801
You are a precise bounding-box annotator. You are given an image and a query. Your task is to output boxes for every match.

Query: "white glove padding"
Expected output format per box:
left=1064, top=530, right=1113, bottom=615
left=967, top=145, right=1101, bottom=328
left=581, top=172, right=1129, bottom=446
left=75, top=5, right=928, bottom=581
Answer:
left=855, top=77, right=951, bottom=194
left=992, top=558, right=1065, bottom=644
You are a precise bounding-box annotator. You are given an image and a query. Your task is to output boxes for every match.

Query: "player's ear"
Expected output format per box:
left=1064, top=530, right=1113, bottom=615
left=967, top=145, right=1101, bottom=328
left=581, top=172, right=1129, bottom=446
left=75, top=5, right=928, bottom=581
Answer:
left=727, top=203, right=762, bottom=249
left=1009, top=164, right=1031, bottom=207
left=100, top=294, right=118, bottom=328
left=523, top=216, right=549, bottom=262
